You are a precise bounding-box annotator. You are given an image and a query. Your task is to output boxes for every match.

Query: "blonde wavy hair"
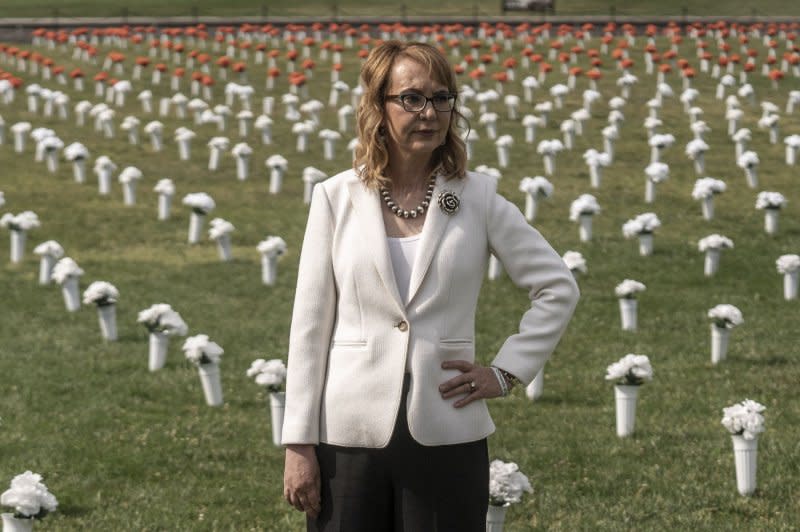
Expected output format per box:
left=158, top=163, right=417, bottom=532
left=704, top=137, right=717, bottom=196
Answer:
left=353, top=41, right=468, bottom=189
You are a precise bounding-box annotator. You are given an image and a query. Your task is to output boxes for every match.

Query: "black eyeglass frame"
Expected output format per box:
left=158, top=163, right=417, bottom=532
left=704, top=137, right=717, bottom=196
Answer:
left=385, top=92, right=458, bottom=113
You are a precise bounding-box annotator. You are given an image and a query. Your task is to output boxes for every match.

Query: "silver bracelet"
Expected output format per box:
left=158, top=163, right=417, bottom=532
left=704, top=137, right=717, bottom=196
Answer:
left=491, top=366, right=509, bottom=397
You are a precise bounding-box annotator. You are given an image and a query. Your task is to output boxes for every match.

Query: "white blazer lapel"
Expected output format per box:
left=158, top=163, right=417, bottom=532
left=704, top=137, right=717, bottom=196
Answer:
left=406, top=175, right=468, bottom=304
left=347, top=179, right=405, bottom=313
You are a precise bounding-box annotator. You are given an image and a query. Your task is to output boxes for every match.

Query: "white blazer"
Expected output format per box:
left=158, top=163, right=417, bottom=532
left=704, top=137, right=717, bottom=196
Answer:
left=282, top=169, right=579, bottom=448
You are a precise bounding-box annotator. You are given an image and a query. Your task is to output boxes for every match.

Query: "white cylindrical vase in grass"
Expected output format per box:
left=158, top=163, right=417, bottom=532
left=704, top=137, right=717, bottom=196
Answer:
left=246, top=358, right=288, bottom=446
left=644, top=162, right=669, bottom=204
left=63, top=142, right=89, bottom=183
left=606, top=353, right=653, bottom=437
left=209, top=218, right=235, bottom=261
left=699, top=234, right=734, bottom=277
left=692, top=178, right=727, bottom=221
left=302, top=167, right=328, bottom=205
left=478, top=112, right=498, bottom=141
left=755, top=191, right=786, bottom=235
left=337, top=105, right=353, bottom=134
left=82, top=281, right=119, bottom=341
left=292, top=121, right=314, bottom=153
left=265, top=155, right=288, bottom=194
left=231, top=142, right=253, bottom=181
left=494, top=134, right=513, bottom=168
left=143, top=121, right=164, bottom=152
left=524, top=368, right=545, bottom=401
left=784, top=134, right=800, bottom=165
left=183, top=334, right=224, bottom=407
left=33, top=240, right=64, bottom=285
left=118, top=166, right=143, bottom=206
left=582, top=149, right=611, bottom=189
left=615, top=279, right=646, bottom=331
left=175, top=127, right=196, bottom=161
left=255, top=114, right=273, bottom=144
left=11, top=122, right=31, bottom=153
left=685, top=139, right=710, bottom=175
left=463, top=129, right=479, bottom=161
left=153, top=179, right=175, bottom=221
left=120, top=116, right=140, bottom=145
left=93, top=156, right=117, bottom=196
left=1, top=211, right=40, bottom=264
left=648, top=133, right=675, bottom=164
left=622, top=213, right=660, bottom=257
left=721, top=399, right=766, bottom=496
left=487, top=254, right=504, bottom=281
left=537, top=139, right=564, bottom=176
left=319, top=129, right=342, bottom=161
left=776, top=254, right=800, bottom=300
left=518, top=176, right=553, bottom=222
left=206, top=136, right=230, bottom=171
left=52, top=257, right=84, bottom=312
left=569, top=194, right=600, bottom=243
left=257, top=236, right=287, bottom=286
left=737, top=150, right=760, bottom=189
left=487, top=459, right=532, bottom=532
left=1, top=471, right=58, bottom=532
left=708, top=304, right=744, bottom=364
left=137, top=303, right=189, bottom=371
left=182, top=193, right=216, bottom=244
left=39, top=137, right=64, bottom=174
left=521, top=114, right=542, bottom=144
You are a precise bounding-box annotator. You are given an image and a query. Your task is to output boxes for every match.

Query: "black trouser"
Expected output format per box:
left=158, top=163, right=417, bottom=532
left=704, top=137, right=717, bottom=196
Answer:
left=309, top=375, right=489, bottom=532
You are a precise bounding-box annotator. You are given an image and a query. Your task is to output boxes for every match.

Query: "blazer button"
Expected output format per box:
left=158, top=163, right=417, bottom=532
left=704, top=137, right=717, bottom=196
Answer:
left=396, top=320, right=408, bottom=332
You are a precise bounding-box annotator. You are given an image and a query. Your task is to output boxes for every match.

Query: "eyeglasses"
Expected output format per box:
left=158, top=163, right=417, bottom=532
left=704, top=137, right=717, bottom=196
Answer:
left=386, top=92, right=457, bottom=113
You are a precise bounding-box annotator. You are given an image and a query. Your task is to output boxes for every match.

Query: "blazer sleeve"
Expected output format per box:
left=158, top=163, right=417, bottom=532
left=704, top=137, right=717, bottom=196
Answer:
left=281, top=185, right=337, bottom=445
left=485, top=183, right=580, bottom=385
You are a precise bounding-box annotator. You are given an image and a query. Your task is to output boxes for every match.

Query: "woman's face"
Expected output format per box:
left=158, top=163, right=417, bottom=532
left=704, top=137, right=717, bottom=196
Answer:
left=382, top=57, right=452, bottom=164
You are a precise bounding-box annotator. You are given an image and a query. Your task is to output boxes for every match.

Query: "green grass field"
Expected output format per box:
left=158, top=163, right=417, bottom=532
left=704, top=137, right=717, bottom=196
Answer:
left=1, top=21, right=800, bottom=531
left=2, top=0, right=800, bottom=18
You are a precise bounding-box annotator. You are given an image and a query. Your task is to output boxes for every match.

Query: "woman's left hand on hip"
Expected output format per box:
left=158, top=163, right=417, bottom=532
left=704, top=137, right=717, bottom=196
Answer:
left=439, top=360, right=503, bottom=407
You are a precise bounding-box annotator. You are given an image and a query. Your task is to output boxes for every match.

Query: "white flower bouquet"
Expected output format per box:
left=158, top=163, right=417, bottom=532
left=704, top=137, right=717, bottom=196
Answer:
left=153, top=178, right=175, bottom=196
left=518, top=176, right=553, bottom=198
left=615, top=279, right=646, bottom=299
left=137, top=303, right=188, bottom=336
left=1, top=471, right=58, bottom=520
left=257, top=236, right=287, bottom=258
left=722, top=399, right=765, bottom=440
left=208, top=218, right=235, bottom=240
left=698, top=234, right=734, bottom=252
left=182, top=334, right=224, bottom=366
left=776, top=254, right=800, bottom=274
left=692, top=178, right=726, bottom=200
left=605, top=353, right=653, bottom=385
left=569, top=194, right=600, bottom=221
left=246, top=358, right=287, bottom=392
left=182, top=192, right=215, bottom=215
left=708, top=304, right=743, bottom=328
left=33, top=240, right=63, bottom=259
left=0, top=211, right=40, bottom=232
left=622, top=212, right=661, bottom=238
left=488, top=460, right=533, bottom=507
left=82, top=281, right=119, bottom=306
left=51, top=257, right=84, bottom=284
left=755, top=191, right=786, bottom=210
left=562, top=251, right=587, bottom=274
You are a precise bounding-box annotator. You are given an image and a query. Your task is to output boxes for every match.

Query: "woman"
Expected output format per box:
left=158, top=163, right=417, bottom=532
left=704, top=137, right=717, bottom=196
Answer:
left=283, top=41, right=579, bottom=531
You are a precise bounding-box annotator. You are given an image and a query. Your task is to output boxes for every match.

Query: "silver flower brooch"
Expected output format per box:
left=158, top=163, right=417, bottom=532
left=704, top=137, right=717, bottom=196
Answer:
left=437, top=190, right=460, bottom=215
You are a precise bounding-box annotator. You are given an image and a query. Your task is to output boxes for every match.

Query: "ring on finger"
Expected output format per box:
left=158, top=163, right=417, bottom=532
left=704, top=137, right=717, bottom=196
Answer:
left=469, top=381, right=476, bottom=391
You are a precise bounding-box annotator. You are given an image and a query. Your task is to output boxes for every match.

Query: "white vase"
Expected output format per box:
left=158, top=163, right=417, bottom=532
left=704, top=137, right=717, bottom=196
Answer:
left=645, top=179, right=656, bottom=203
left=638, top=233, right=653, bottom=256
left=1, top=514, right=34, bottom=532
left=784, top=271, right=799, bottom=300
left=578, top=214, right=593, bottom=242
left=188, top=212, right=204, bottom=244
left=525, top=368, right=544, bottom=401
left=487, top=254, right=503, bottom=280
left=216, top=235, right=232, bottom=261
left=269, top=391, right=286, bottom=446
left=10, top=230, right=26, bottom=263
left=764, top=209, right=779, bottom=235
left=97, top=304, right=118, bottom=341
left=97, top=170, right=112, bottom=195
left=38, top=255, right=56, bottom=284
left=198, top=363, right=223, bottom=406
left=710, top=324, right=730, bottom=364
left=619, top=298, right=638, bottom=331
left=148, top=332, right=169, bottom=371
left=269, top=169, right=283, bottom=194
left=524, top=194, right=537, bottom=222
left=614, top=384, right=639, bottom=437
left=61, top=277, right=80, bottom=312
left=732, top=435, right=758, bottom=496
left=486, top=504, right=508, bottom=532
left=261, top=255, right=279, bottom=285
left=303, top=181, right=315, bottom=205
left=122, top=181, right=136, bottom=206
left=704, top=249, right=720, bottom=277
left=701, top=196, right=714, bottom=220
left=745, top=167, right=758, bottom=189
left=158, top=194, right=172, bottom=221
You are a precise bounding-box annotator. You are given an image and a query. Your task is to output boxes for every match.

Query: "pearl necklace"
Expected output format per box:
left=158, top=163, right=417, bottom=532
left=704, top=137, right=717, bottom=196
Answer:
left=380, top=176, right=436, bottom=219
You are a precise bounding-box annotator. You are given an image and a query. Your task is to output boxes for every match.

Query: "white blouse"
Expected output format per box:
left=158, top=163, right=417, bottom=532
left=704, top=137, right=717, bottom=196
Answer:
left=387, top=234, right=420, bottom=305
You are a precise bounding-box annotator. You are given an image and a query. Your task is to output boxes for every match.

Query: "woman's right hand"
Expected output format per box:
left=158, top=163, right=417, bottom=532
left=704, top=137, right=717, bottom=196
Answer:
left=283, top=444, right=321, bottom=519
